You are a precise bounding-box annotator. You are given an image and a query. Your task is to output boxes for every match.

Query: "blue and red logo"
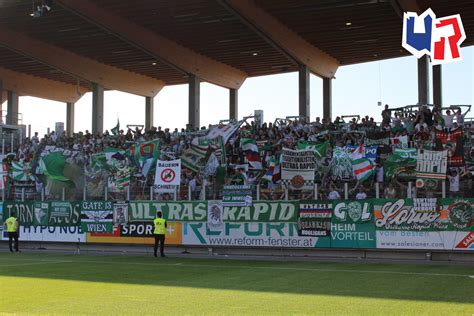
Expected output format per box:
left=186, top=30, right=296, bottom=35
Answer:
left=402, top=8, right=466, bottom=65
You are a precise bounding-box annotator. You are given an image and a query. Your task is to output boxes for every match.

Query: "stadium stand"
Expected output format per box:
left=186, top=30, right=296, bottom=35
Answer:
left=2, top=103, right=472, bottom=202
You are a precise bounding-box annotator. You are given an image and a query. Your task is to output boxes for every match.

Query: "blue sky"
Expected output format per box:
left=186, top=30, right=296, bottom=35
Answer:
left=8, top=46, right=473, bottom=136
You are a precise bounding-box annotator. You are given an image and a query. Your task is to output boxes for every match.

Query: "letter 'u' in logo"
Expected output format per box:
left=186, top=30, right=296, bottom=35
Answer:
left=402, top=8, right=466, bottom=65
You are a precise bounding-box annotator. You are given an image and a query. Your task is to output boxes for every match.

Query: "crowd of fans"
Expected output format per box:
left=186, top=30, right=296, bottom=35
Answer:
left=5, top=104, right=474, bottom=201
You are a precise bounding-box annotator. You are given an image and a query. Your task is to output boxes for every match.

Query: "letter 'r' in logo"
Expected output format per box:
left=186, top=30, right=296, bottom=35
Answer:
left=402, top=8, right=466, bottom=65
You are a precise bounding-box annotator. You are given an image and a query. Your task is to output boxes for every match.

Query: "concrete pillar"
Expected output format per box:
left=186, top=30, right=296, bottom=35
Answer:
left=92, top=83, right=104, bottom=135
left=229, top=88, right=238, bottom=121
left=0, top=79, right=3, bottom=119
left=432, top=65, right=442, bottom=108
left=188, top=74, right=200, bottom=129
left=6, top=90, right=19, bottom=126
left=145, top=96, right=154, bottom=131
left=66, top=102, right=75, bottom=137
left=323, top=78, right=332, bottom=121
left=417, top=55, right=430, bottom=105
left=298, top=65, right=310, bottom=120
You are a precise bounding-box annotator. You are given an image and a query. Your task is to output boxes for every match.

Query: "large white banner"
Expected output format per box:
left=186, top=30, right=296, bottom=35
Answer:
left=281, top=148, right=315, bottom=187
left=416, top=149, right=447, bottom=180
left=2, top=226, right=86, bottom=243
left=154, top=159, right=181, bottom=193
left=376, top=231, right=473, bottom=251
left=207, top=122, right=240, bottom=144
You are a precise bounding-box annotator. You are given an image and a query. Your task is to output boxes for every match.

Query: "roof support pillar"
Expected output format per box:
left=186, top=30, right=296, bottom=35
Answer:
left=433, top=65, right=442, bottom=108
left=323, top=78, right=332, bottom=122
left=229, top=88, right=238, bottom=121
left=7, top=90, right=19, bottom=126
left=418, top=55, right=430, bottom=105
left=145, top=96, right=154, bottom=131
left=188, top=75, right=200, bottom=130
left=66, top=102, right=75, bottom=137
left=299, top=65, right=310, bottom=121
left=92, top=83, right=104, bottom=135
left=0, top=79, right=3, bottom=115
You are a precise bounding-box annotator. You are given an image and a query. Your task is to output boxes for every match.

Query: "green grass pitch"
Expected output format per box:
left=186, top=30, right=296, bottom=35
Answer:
left=0, top=252, right=473, bottom=315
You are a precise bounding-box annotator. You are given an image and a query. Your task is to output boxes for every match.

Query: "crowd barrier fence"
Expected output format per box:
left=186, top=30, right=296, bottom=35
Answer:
left=1, top=198, right=472, bottom=251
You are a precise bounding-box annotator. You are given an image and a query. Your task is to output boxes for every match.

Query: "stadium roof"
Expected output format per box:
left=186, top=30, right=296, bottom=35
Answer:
left=0, top=0, right=472, bottom=100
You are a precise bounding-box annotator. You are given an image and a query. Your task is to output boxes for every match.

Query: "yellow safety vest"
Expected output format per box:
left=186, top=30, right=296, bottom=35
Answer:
left=5, top=217, right=17, bottom=233
left=153, top=218, right=166, bottom=235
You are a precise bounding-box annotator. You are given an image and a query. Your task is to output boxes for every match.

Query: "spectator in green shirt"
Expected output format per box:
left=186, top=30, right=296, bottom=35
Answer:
left=231, top=168, right=247, bottom=185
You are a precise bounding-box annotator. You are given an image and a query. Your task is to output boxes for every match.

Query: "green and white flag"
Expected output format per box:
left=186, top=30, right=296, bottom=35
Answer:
left=92, top=147, right=124, bottom=170
left=107, top=152, right=131, bottom=193
left=91, top=148, right=131, bottom=192
left=111, top=119, right=120, bottom=136
left=297, top=141, right=329, bottom=158
left=384, top=152, right=417, bottom=179
left=37, top=152, right=74, bottom=186
left=181, top=145, right=207, bottom=172
left=352, top=158, right=375, bottom=182
left=394, top=148, right=417, bottom=159
left=12, top=161, right=36, bottom=182
left=80, top=201, right=114, bottom=233
left=206, top=121, right=241, bottom=144
left=330, top=147, right=353, bottom=181
left=127, top=139, right=160, bottom=176
left=349, top=145, right=375, bottom=182
left=192, top=136, right=226, bottom=164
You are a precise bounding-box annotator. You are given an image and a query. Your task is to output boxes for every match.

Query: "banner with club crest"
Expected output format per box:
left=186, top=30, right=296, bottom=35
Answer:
left=281, top=148, right=315, bottom=189
left=80, top=201, right=114, bottom=233
left=207, top=200, right=224, bottom=229
left=373, top=198, right=473, bottom=250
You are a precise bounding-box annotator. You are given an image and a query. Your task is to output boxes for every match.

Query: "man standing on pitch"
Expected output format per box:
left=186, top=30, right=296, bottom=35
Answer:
left=153, top=211, right=167, bottom=257
left=4, top=212, right=19, bottom=253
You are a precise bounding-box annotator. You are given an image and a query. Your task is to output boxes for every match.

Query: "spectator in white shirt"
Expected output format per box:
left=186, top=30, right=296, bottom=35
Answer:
left=31, top=132, right=39, bottom=148
left=415, top=120, right=428, bottom=132
left=448, top=168, right=468, bottom=198
left=376, top=164, right=384, bottom=184
left=188, top=174, right=197, bottom=199
left=313, top=117, right=322, bottom=129
left=443, top=110, right=454, bottom=129
left=328, top=189, right=341, bottom=200
left=448, top=169, right=460, bottom=197
left=355, top=187, right=367, bottom=200
left=455, top=108, right=466, bottom=126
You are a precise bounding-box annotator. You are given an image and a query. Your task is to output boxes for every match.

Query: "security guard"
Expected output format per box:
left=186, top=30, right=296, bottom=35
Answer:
left=4, top=212, right=19, bottom=253
left=153, top=211, right=167, bottom=257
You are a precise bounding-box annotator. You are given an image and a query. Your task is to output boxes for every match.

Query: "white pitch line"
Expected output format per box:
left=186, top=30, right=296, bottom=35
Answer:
left=0, top=260, right=73, bottom=268
left=62, top=260, right=473, bottom=278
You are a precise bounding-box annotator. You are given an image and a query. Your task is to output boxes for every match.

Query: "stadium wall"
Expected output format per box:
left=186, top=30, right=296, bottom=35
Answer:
left=0, top=199, right=472, bottom=252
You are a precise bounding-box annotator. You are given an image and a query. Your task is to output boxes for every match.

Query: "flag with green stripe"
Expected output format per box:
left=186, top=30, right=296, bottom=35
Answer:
left=352, top=158, right=375, bottom=182
left=11, top=161, right=36, bottom=182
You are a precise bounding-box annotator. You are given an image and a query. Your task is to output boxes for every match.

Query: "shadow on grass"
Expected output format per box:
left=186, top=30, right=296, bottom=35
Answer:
left=0, top=252, right=473, bottom=304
